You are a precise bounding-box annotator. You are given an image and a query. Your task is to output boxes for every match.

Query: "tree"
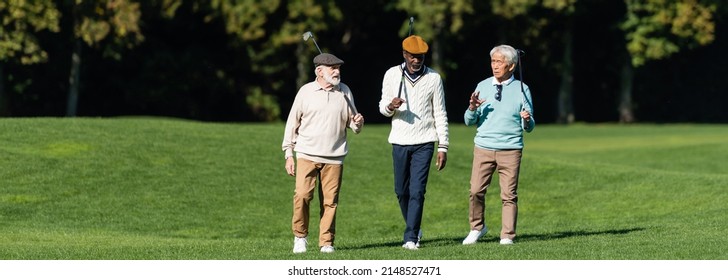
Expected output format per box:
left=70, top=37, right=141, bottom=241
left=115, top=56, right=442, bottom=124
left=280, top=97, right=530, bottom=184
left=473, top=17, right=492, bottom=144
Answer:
left=541, top=0, right=578, bottom=124
left=63, top=0, right=144, bottom=117
left=205, top=0, right=343, bottom=121
left=618, top=0, right=716, bottom=122
left=489, top=0, right=578, bottom=124
left=0, top=0, right=60, bottom=116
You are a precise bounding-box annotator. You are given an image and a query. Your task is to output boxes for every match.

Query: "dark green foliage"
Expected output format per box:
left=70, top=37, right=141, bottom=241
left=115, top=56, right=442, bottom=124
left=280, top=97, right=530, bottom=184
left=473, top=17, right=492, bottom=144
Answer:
left=1, top=1, right=728, bottom=123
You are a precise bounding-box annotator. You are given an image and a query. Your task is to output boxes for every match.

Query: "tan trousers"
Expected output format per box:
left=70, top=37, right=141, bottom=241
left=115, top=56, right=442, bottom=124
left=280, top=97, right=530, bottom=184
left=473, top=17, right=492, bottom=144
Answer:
left=469, top=147, right=522, bottom=240
left=292, top=158, right=343, bottom=247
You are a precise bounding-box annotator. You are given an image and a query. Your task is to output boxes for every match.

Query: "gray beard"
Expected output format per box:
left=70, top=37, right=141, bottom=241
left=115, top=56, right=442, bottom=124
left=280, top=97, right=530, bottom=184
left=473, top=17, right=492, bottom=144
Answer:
left=324, top=73, right=340, bottom=86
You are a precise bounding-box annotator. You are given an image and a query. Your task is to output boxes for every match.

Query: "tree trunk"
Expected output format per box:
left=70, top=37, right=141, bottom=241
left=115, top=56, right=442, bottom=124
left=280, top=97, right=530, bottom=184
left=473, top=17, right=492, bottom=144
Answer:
left=619, top=56, right=635, bottom=123
left=66, top=38, right=81, bottom=117
left=556, top=28, right=574, bottom=124
left=0, top=63, right=8, bottom=116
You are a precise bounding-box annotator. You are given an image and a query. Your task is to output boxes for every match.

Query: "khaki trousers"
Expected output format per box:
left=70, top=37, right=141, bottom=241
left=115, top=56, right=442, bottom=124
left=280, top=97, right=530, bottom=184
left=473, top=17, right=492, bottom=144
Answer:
left=469, top=147, right=522, bottom=240
left=292, top=158, right=342, bottom=247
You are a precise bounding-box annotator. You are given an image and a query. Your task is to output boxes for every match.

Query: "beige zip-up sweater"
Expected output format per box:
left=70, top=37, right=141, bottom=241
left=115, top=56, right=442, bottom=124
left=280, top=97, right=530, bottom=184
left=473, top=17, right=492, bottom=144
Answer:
left=378, top=65, right=449, bottom=152
left=282, top=81, right=361, bottom=164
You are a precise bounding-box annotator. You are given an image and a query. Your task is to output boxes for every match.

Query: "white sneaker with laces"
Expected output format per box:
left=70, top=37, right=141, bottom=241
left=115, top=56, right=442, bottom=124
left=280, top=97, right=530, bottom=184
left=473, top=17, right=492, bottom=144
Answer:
left=462, top=226, right=488, bottom=245
left=499, top=238, right=514, bottom=245
left=320, top=245, right=335, bottom=253
left=293, top=236, right=307, bottom=253
left=402, top=241, right=418, bottom=250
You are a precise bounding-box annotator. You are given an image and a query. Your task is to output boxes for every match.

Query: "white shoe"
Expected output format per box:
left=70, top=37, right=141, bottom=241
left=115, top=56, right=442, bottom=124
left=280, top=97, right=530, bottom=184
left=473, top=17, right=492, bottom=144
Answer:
left=293, top=236, right=307, bottom=253
left=402, top=241, right=418, bottom=250
left=416, top=230, right=422, bottom=248
left=462, top=227, right=487, bottom=245
left=320, top=245, right=335, bottom=253
left=499, top=238, right=514, bottom=245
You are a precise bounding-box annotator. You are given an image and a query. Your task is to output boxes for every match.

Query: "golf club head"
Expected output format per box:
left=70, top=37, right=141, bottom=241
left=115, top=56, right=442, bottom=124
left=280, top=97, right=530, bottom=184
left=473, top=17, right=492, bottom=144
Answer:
left=302, top=31, right=313, bottom=41
left=302, top=31, right=323, bottom=54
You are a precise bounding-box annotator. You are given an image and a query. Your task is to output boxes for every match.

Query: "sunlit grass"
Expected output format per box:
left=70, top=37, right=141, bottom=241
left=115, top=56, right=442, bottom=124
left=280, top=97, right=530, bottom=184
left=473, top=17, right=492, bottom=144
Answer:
left=0, top=118, right=726, bottom=260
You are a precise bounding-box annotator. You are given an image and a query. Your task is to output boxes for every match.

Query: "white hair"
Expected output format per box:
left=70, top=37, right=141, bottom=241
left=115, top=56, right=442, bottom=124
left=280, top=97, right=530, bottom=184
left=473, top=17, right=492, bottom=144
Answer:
left=490, top=45, right=518, bottom=65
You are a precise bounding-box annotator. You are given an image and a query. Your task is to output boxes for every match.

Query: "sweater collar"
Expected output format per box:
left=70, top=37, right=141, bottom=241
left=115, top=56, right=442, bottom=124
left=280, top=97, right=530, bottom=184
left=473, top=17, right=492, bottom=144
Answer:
left=492, top=75, right=515, bottom=86
left=401, top=63, right=427, bottom=85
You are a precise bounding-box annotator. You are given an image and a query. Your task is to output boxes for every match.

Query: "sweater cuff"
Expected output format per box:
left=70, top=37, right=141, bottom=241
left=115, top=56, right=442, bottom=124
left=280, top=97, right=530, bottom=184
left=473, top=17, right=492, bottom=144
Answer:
left=383, top=106, right=395, bottom=116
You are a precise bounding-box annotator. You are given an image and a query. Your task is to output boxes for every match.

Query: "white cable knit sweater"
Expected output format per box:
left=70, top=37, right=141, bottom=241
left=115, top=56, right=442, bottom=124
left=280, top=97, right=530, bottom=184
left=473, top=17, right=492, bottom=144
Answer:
left=378, top=65, right=449, bottom=152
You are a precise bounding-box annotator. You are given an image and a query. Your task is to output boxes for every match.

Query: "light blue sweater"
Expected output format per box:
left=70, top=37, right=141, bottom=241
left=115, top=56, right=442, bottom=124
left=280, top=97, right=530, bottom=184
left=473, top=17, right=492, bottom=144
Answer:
left=464, top=76, right=535, bottom=150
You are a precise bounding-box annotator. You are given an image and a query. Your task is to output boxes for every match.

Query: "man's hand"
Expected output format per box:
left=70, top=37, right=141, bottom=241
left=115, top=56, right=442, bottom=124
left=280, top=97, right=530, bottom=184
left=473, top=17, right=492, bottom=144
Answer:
left=388, top=97, right=406, bottom=111
left=468, top=91, right=484, bottom=111
left=520, top=110, right=531, bottom=122
left=285, top=157, right=295, bottom=176
left=352, top=113, right=364, bottom=126
left=436, top=152, right=447, bottom=171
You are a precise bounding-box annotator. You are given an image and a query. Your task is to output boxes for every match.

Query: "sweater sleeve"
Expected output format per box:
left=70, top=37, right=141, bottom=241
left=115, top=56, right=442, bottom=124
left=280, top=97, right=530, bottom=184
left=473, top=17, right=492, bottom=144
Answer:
left=432, top=75, right=449, bottom=152
left=281, top=92, right=303, bottom=159
left=464, top=109, right=479, bottom=126
left=379, top=67, right=399, bottom=117
left=521, top=86, right=535, bottom=133
left=465, top=82, right=485, bottom=127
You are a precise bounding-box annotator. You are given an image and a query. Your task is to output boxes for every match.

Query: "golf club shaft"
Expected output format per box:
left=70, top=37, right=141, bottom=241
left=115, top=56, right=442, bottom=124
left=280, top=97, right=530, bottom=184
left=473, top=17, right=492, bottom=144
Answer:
left=343, top=94, right=358, bottom=116
left=303, top=31, right=354, bottom=115
left=398, top=17, right=415, bottom=99
left=312, top=39, right=322, bottom=54
left=408, top=17, right=414, bottom=36
left=303, top=31, right=323, bottom=54
left=517, top=49, right=530, bottom=112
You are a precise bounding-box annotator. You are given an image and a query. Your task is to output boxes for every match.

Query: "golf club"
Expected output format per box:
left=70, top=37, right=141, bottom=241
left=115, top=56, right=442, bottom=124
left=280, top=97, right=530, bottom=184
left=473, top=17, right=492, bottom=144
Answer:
left=301, top=31, right=357, bottom=115
left=302, top=31, right=322, bottom=54
left=397, top=17, right=415, bottom=99
left=516, top=49, right=532, bottom=129
left=516, top=49, right=531, bottom=110
left=408, top=16, right=414, bottom=36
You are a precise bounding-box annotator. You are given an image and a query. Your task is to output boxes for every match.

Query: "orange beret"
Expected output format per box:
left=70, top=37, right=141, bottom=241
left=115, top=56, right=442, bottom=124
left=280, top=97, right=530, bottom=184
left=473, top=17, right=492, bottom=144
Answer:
left=402, top=35, right=429, bottom=54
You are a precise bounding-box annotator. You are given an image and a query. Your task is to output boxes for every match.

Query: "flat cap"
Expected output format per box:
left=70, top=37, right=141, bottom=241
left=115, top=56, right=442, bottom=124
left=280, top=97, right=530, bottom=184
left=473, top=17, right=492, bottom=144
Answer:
left=313, top=53, right=344, bottom=66
left=402, top=35, right=429, bottom=54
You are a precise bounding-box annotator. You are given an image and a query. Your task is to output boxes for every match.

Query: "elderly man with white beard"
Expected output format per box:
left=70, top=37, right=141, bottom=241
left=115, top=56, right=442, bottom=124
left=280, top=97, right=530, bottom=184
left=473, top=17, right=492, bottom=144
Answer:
left=282, top=53, right=364, bottom=254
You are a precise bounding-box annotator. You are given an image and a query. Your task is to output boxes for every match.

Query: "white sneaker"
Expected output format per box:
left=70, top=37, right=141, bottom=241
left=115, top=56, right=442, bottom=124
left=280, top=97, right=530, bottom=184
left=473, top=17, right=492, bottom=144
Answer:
left=293, top=236, right=307, bottom=253
left=499, top=238, right=514, bottom=245
left=402, top=241, right=418, bottom=250
left=320, top=245, right=335, bottom=253
left=462, top=227, right=487, bottom=245
left=416, top=230, right=423, bottom=248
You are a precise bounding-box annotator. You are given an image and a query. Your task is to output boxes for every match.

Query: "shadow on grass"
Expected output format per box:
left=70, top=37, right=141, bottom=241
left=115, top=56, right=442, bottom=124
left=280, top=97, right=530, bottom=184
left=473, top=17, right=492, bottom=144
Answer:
left=343, top=227, right=646, bottom=250
left=517, top=228, right=646, bottom=242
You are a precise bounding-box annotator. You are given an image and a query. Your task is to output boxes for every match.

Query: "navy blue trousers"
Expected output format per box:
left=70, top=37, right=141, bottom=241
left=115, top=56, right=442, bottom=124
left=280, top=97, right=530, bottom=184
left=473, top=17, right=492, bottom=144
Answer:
left=392, top=143, right=434, bottom=243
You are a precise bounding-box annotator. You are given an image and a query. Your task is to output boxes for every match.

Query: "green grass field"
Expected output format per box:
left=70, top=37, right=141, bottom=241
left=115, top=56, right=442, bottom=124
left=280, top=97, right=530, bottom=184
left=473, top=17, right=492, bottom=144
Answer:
left=1, top=118, right=726, bottom=260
